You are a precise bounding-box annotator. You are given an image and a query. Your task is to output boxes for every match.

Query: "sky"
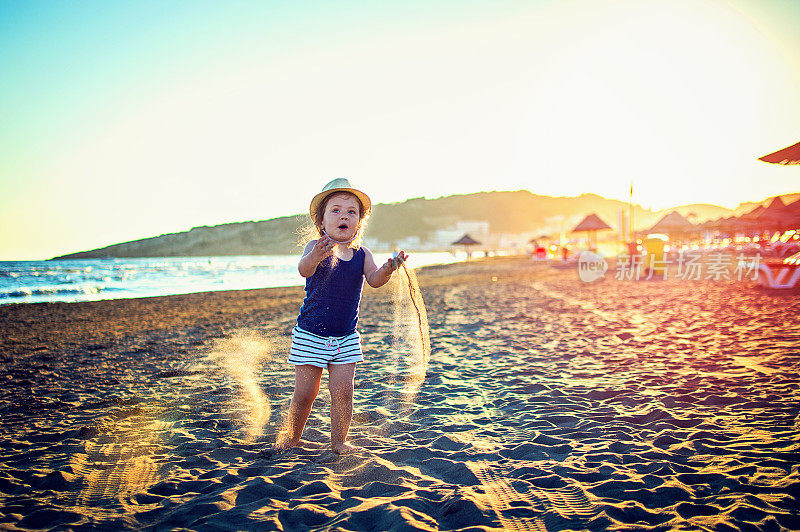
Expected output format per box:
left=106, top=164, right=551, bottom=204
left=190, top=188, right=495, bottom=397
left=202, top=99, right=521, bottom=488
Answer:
left=2, top=0, right=799, bottom=260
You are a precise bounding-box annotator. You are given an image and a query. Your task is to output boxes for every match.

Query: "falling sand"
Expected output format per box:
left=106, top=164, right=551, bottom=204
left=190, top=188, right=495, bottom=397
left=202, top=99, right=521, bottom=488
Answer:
left=203, top=330, right=287, bottom=441
left=390, top=262, right=431, bottom=403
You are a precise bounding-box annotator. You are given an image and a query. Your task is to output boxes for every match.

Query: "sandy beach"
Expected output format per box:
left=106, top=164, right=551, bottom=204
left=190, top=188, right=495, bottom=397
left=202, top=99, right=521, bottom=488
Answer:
left=1, top=256, right=799, bottom=531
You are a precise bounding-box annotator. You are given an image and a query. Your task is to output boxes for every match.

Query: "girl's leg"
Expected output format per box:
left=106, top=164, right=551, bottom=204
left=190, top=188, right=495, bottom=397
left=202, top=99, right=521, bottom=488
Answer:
left=275, top=364, right=323, bottom=449
left=328, top=362, right=357, bottom=454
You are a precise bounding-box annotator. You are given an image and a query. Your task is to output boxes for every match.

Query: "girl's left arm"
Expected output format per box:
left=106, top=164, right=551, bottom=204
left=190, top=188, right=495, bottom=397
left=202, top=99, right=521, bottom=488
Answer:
left=364, top=248, right=407, bottom=288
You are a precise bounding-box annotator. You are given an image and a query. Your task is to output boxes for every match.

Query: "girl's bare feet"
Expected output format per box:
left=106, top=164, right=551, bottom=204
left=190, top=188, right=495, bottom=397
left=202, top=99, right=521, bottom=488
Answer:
left=274, top=436, right=300, bottom=451
left=331, top=441, right=359, bottom=455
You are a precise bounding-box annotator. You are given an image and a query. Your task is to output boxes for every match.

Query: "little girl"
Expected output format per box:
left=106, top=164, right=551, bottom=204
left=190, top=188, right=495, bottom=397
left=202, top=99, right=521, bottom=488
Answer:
left=275, top=178, right=407, bottom=455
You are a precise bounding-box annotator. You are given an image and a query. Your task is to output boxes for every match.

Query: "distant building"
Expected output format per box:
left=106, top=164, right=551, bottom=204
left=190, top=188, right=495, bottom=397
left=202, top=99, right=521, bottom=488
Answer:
left=497, top=232, right=539, bottom=249
left=431, top=229, right=466, bottom=248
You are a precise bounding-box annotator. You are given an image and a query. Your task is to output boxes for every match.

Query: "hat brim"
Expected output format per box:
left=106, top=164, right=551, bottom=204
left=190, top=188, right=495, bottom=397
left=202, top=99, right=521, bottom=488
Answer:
left=309, top=187, right=372, bottom=219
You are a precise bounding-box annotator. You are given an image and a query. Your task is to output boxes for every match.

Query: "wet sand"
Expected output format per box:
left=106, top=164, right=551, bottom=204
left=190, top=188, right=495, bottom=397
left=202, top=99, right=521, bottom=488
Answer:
left=1, top=257, right=799, bottom=531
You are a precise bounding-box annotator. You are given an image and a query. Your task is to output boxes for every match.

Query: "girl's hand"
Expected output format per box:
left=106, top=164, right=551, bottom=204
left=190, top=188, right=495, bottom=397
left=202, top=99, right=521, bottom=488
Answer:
left=384, top=251, right=408, bottom=273
left=298, top=237, right=335, bottom=278
left=311, top=236, right=335, bottom=262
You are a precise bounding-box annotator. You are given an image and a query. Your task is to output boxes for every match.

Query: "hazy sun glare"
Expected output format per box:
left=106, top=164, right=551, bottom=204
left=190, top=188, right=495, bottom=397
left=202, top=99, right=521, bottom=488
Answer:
left=1, top=0, right=798, bottom=259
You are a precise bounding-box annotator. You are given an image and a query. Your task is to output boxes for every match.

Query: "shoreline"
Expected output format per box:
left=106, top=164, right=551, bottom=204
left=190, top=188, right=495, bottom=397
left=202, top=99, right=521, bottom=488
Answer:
left=0, top=256, right=507, bottom=358
left=0, top=251, right=468, bottom=306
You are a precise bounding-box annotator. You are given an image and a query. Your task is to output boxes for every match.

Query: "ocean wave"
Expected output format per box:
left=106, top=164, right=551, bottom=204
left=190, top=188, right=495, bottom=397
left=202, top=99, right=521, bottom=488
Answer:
left=0, top=285, right=105, bottom=299
left=1, top=253, right=458, bottom=304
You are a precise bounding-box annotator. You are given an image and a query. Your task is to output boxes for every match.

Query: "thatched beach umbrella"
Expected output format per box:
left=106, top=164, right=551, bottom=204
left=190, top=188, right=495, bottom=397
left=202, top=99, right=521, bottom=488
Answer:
left=571, top=213, right=612, bottom=250
left=759, top=141, right=800, bottom=165
left=756, top=197, right=796, bottom=231
left=786, top=200, right=800, bottom=230
left=733, top=205, right=770, bottom=236
left=646, top=211, right=696, bottom=240
left=645, top=211, right=698, bottom=243
left=452, top=234, right=480, bottom=257
left=736, top=198, right=793, bottom=236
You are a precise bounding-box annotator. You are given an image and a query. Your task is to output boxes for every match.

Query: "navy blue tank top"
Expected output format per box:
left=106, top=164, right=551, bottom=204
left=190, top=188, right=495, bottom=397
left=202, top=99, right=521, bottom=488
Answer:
left=297, top=247, right=366, bottom=336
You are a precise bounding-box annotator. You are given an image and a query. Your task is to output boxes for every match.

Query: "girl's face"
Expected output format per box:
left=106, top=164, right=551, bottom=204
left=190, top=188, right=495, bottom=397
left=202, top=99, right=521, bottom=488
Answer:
left=322, top=193, right=361, bottom=241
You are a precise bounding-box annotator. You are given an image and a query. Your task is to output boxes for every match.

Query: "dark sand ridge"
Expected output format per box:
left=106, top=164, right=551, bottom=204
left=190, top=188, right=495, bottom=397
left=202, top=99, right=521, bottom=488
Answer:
left=1, top=257, right=799, bottom=530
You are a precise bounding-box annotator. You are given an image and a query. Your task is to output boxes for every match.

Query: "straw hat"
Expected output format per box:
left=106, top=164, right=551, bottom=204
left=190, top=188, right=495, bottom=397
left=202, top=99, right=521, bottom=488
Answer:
left=309, top=178, right=372, bottom=218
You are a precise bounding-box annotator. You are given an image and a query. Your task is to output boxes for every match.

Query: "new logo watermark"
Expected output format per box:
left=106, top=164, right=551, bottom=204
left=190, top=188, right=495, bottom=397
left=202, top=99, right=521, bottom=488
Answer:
left=578, top=251, right=608, bottom=282
left=576, top=251, right=764, bottom=283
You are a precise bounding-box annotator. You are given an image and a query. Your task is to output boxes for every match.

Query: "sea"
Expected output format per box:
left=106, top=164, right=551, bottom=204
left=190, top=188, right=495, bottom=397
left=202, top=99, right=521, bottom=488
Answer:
left=0, top=252, right=463, bottom=305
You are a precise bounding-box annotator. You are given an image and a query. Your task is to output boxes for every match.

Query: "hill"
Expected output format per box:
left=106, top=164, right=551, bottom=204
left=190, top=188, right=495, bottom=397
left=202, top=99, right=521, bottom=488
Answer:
left=52, top=190, right=748, bottom=259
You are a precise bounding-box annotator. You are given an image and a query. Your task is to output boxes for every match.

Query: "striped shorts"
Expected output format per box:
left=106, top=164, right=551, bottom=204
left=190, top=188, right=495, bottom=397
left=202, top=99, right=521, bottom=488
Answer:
left=288, top=325, right=364, bottom=368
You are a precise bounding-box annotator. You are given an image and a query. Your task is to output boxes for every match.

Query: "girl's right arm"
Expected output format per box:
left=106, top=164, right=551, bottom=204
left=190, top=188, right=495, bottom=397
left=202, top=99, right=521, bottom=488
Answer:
left=298, top=237, right=335, bottom=277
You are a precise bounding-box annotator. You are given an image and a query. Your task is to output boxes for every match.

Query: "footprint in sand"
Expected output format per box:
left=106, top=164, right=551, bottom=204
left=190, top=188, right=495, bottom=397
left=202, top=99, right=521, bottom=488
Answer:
left=67, top=406, right=172, bottom=517
left=467, top=460, right=601, bottom=532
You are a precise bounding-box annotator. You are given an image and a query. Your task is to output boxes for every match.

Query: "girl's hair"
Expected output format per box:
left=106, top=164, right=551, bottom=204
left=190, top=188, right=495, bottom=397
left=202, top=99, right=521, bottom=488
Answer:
left=298, top=191, right=370, bottom=249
